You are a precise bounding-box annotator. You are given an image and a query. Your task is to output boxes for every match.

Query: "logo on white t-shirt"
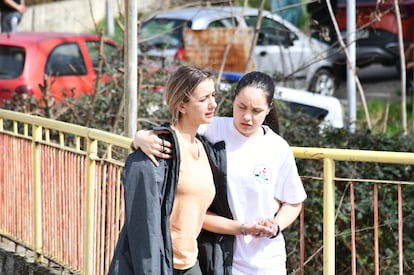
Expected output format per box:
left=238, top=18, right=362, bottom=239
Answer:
left=253, top=164, right=271, bottom=184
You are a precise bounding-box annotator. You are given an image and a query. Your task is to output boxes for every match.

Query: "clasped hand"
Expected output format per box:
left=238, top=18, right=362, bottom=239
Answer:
left=246, top=218, right=278, bottom=238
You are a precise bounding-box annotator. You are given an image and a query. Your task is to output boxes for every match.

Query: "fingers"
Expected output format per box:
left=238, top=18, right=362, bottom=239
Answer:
left=136, top=130, right=174, bottom=166
left=162, top=139, right=166, bottom=153
left=155, top=137, right=172, bottom=155
left=159, top=138, right=172, bottom=151
left=156, top=145, right=172, bottom=158
left=250, top=223, right=275, bottom=238
left=148, top=156, right=160, bottom=167
left=152, top=130, right=172, bottom=147
left=159, top=143, right=172, bottom=155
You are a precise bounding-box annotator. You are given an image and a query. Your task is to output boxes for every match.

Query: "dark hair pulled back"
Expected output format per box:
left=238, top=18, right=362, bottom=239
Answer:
left=233, top=71, right=280, bottom=134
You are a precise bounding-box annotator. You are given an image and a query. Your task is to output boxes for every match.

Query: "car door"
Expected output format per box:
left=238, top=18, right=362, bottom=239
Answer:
left=45, top=42, right=95, bottom=100
left=244, top=15, right=308, bottom=82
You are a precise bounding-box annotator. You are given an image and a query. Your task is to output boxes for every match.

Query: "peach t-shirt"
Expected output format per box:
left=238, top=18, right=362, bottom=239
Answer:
left=170, top=133, right=216, bottom=270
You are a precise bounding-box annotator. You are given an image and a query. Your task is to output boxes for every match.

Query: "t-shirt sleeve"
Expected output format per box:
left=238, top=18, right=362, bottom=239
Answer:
left=274, top=145, right=307, bottom=204
left=197, top=117, right=229, bottom=143
left=198, top=123, right=208, bottom=135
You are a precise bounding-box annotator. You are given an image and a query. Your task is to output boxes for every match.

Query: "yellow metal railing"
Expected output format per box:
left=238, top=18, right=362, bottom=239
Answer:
left=292, top=147, right=414, bottom=275
left=0, top=109, right=130, bottom=275
left=1, top=109, right=414, bottom=275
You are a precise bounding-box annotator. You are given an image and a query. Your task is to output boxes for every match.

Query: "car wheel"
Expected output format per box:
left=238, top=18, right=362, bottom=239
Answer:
left=309, top=68, right=336, bottom=96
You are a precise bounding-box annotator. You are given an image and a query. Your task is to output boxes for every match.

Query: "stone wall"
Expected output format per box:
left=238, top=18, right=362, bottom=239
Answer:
left=0, top=237, right=70, bottom=275
left=19, top=0, right=155, bottom=33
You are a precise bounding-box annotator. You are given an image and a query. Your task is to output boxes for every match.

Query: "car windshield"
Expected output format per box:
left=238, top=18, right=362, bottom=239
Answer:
left=140, top=18, right=191, bottom=50
left=0, top=46, right=25, bottom=79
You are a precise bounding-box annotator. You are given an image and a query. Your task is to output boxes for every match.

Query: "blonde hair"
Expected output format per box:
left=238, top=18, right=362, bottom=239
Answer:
left=164, top=66, right=214, bottom=125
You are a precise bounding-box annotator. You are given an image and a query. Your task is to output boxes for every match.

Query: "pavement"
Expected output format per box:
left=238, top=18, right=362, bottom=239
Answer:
left=336, top=64, right=403, bottom=101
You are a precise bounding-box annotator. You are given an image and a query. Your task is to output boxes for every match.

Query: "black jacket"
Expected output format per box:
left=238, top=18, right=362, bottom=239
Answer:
left=108, top=125, right=180, bottom=275
left=108, top=125, right=233, bottom=275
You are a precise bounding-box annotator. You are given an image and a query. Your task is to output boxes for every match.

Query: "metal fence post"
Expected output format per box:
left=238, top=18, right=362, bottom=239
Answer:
left=323, top=158, right=335, bottom=275
left=32, top=124, right=43, bottom=262
left=85, top=138, right=98, bottom=275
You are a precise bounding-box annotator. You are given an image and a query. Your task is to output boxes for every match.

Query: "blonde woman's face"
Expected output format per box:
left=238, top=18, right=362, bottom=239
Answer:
left=180, top=78, right=217, bottom=125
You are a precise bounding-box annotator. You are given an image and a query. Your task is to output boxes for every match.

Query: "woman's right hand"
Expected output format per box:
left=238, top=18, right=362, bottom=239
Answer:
left=133, top=130, right=172, bottom=166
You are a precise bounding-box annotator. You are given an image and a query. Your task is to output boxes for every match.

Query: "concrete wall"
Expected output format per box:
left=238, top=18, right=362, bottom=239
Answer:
left=19, top=0, right=155, bottom=33
left=0, top=237, right=63, bottom=275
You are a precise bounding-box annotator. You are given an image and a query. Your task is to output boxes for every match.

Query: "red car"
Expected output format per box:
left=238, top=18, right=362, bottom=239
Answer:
left=0, top=32, right=121, bottom=101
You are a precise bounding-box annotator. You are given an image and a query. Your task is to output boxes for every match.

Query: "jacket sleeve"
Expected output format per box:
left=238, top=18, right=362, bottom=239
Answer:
left=109, top=150, right=168, bottom=274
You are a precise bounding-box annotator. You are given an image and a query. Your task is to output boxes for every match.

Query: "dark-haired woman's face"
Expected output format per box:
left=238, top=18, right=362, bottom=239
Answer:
left=232, top=86, right=270, bottom=137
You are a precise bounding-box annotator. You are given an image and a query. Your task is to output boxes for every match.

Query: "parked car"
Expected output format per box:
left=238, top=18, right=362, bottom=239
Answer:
left=139, top=6, right=338, bottom=96
left=0, top=32, right=121, bottom=101
left=308, top=0, right=414, bottom=72
left=275, top=86, right=344, bottom=129
left=219, top=72, right=344, bottom=129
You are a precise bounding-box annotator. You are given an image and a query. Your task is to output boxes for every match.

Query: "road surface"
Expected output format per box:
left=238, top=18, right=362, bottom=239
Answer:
left=336, top=64, right=403, bottom=101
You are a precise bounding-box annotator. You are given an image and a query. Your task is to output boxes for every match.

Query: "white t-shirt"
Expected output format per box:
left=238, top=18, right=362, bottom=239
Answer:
left=198, top=117, right=307, bottom=275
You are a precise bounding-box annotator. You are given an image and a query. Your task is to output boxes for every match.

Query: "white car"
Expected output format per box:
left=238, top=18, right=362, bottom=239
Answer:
left=275, top=86, right=344, bottom=129
left=139, top=6, right=337, bottom=95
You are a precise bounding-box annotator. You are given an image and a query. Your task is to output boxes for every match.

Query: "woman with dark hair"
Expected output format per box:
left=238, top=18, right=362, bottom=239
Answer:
left=133, top=71, right=307, bottom=275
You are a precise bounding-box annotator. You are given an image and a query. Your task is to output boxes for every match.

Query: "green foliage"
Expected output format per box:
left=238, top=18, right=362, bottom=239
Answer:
left=94, top=14, right=125, bottom=45
left=357, top=98, right=413, bottom=136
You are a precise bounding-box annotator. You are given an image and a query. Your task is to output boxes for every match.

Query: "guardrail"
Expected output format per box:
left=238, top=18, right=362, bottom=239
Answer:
left=0, top=109, right=130, bottom=275
left=1, top=109, right=413, bottom=274
left=292, top=147, right=414, bottom=275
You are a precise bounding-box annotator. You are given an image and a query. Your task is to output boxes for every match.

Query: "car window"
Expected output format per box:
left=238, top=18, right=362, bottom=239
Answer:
left=0, top=46, right=25, bottom=79
left=46, top=43, right=86, bottom=76
left=244, top=16, right=297, bottom=46
left=207, top=17, right=238, bottom=28
left=85, top=41, right=119, bottom=72
left=281, top=100, right=328, bottom=123
left=140, top=18, right=191, bottom=50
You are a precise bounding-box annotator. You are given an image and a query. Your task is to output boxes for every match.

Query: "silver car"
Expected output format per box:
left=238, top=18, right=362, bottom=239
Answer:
left=140, top=6, right=337, bottom=95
